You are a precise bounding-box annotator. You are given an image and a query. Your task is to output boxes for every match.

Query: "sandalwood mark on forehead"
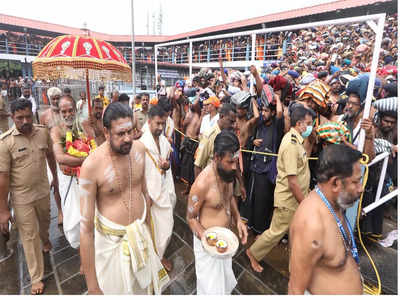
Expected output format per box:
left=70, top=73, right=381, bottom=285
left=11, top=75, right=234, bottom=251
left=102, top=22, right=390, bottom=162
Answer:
left=116, top=121, right=133, bottom=131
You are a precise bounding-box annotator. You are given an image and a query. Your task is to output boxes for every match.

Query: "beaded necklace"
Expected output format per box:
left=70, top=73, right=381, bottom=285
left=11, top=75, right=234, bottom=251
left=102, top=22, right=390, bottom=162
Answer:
left=109, top=143, right=133, bottom=224
left=213, top=162, right=231, bottom=219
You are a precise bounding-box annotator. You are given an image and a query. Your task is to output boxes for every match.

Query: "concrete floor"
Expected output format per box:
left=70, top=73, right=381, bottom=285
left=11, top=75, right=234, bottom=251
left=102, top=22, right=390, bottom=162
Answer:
left=0, top=181, right=397, bottom=295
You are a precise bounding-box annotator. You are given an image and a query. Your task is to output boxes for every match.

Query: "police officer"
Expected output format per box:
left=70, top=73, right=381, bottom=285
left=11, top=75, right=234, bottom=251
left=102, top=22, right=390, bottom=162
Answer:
left=194, top=103, right=237, bottom=178
left=246, top=105, right=314, bottom=273
left=0, top=99, right=59, bottom=294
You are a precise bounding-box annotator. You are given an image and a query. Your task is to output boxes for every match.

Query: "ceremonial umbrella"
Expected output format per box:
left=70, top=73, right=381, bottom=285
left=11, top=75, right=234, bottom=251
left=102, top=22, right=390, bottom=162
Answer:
left=32, top=34, right=131, bottom=113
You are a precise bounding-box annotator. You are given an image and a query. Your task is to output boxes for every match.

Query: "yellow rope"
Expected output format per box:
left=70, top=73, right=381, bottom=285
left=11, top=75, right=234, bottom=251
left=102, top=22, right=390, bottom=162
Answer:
left=173, top=128, right=319, bottom=159
left=357, top=154, right=381, bottom=295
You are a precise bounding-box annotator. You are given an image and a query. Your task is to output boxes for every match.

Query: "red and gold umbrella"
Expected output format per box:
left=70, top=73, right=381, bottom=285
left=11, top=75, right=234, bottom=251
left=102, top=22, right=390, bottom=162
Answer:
left=33, top=34, right=131, bottom=112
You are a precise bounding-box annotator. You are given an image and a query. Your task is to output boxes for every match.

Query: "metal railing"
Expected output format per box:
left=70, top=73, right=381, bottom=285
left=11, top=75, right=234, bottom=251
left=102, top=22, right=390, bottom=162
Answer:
left=363, top=152, right=398, bottom=215
left=0, top=40, right=43, bottom=57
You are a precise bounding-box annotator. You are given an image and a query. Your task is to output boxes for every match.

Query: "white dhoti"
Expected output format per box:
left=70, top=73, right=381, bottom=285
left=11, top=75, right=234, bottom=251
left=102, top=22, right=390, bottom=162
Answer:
left=193, top=236, right=237, bottom=295
left=140, top=128, right=176, bottom=258
left=47, top=163, right=80, bottom=248
left=94, top=200, right=169, bottom=295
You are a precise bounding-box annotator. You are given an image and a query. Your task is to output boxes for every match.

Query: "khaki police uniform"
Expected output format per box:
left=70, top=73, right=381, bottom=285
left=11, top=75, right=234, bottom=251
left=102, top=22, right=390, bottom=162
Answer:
left=134, top=110, right=149, bottom=131
left=249, top=127, right=310, bottom=261
left=0, top=95, right=9, bottom=133
left=0, top=124, right=53, bottom=284
left=194, top=124, right=242, bottom=197
left=194, top=123, right=221, bottom=170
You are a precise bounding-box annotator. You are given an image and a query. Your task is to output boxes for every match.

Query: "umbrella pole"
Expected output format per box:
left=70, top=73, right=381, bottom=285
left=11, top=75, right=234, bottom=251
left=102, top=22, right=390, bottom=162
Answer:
left=85, top=69, right=92, bottom=115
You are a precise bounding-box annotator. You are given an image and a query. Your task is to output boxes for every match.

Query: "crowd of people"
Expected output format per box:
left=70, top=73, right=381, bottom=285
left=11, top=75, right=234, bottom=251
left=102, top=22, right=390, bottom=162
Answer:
left=0, top=31, right=51, bottom=56
left=0, top=12, right=397, bottom=296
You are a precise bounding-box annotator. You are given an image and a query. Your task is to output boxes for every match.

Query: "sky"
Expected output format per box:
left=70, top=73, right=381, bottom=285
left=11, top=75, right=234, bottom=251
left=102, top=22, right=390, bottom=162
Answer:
left=2, top=0, right=337, bottom=36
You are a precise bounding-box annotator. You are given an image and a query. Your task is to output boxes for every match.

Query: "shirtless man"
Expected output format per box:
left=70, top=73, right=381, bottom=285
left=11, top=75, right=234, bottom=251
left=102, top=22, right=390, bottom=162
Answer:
left=180, top=99, right=201, bottom=194
left=288, top=144, right=364, bottom=295
left=187, top=130, right=248, bottom=295
left=79, top=102, right=165, bottom=295
left=50, top=95, right=95, bottom=176
left=89, top=98, right=106, bottom=146
left=39, top=86, right=63, bottom=224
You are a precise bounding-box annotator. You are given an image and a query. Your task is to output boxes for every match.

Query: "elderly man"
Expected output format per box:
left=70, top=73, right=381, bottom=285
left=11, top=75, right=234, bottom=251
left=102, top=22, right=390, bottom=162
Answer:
left=40, top=87, right=62, bottom=129
left=79, top=102, right=169, bottom=294
left=0, top=99, right=59, bottom=294
left=188, top=130, right=248, bottom=295
left=111, top=89, right=120, bottom=104
left=289, top=144, right=364, bottom=295
left=50, top=95, right=95, bottom=248
left=140, top=105, right=176, bottom=272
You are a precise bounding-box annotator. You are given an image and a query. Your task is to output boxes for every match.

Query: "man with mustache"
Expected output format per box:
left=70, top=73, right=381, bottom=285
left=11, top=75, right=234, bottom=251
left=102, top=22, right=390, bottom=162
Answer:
left=140, top=105, right=176, bottom=272
left=50, top=95, right=95, bottom=250
left=188, top=130, right=248, bottom=295
left=39, top=87, right=63, bottom=129
left=79, top=102, right=168, bottom=294
left=194, top=103, right=237, bottom=178
left=0, top=99, right=59, bottom=294
left=288, top=144, right=364, bottom=295
left=89, top=97, right=106, bottom=146
left=246, top=105, right=314, bottom=273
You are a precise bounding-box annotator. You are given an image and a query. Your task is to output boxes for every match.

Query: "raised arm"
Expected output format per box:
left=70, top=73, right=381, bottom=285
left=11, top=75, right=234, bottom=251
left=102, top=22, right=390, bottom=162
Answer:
left=249, top=65, right=263, bottom=97
left=79, top=158, right=103, bottom=295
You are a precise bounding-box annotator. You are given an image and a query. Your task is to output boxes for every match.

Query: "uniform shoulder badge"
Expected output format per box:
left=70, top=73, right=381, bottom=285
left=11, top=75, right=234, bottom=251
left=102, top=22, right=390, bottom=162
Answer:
left=0, top=129, right=12, bottom=140
left=291, top=134, right=298, bottom=144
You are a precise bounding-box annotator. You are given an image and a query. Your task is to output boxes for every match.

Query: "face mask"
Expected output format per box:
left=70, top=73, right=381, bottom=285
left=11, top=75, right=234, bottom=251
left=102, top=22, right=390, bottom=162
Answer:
left=301, top=125, right=313, bottom=138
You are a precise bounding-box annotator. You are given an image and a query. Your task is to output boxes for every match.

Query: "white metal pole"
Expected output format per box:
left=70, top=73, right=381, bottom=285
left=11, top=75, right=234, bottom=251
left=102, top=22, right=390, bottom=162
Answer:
left=130, top=0, right=136, bottom=98
left=363, top=189, right=399, bottom=214
left=357, top=14, right=386, bottom=152
left=251, top=33, right=256, bottom=63
left=154, top=45, right=158, bottom=87
left=189, top=41, right=193, bottom=79
left=374, top=155, right=389, bottom=203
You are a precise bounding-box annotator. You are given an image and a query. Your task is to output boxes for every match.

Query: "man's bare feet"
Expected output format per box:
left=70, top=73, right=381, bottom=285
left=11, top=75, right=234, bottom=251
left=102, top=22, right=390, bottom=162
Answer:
left=58, top=212, right=63, bottom=225
left=31, top=281, right=44, bottom=295
left=161, top=257, right=173, bottom=272
left=42, top=242, right=52, bottom=253
left=246, top=249, right=264, bottom=273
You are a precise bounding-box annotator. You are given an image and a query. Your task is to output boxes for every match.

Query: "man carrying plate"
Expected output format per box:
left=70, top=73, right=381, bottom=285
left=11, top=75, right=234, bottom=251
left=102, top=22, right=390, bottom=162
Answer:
left=187, top=130, right=248, bottom=295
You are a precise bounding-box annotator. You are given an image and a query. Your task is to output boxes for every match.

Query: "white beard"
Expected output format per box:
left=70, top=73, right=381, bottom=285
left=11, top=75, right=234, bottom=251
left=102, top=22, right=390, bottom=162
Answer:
left=337, top=190, right=356, bottom=210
